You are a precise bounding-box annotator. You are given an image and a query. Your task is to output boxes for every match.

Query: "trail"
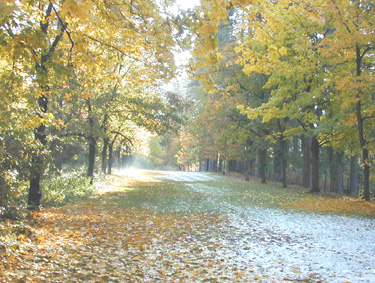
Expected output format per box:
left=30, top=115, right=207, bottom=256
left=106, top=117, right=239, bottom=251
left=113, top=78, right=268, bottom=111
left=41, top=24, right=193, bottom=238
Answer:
left=153, top=171, right=375, bottom=283
left=1, top=170, right=375, bottom=283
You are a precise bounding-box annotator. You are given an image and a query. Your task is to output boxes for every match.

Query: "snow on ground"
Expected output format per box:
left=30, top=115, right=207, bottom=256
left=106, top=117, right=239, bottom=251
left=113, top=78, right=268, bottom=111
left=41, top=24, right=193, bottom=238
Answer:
left=156, top=171, right=375, bottom=283
left=226, top=208, right=375, bottom=282
left=155, top=171, right=221, bottom=182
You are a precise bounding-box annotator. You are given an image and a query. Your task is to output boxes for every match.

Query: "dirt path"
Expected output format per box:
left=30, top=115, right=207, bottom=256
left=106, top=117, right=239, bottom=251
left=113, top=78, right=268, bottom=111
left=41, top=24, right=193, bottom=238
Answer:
left=1, top=170, right=375, bottom=282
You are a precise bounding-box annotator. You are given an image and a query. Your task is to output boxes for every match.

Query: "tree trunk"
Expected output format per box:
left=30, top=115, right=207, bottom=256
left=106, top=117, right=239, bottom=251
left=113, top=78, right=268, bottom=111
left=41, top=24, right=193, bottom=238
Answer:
left=28, top=102, right=47, bottom=209
left=329, top=147, right=338, bottom=193
left=338, top=154, right=344, bottom=194
left=87, top=137, right=96, bottom=184
left=199, top=160, right=203, bottom=171
left=362, top=147, right=370, bottom=200
left=245, top=159, right=252, bottom=181
left=28, top=6, right=67, bottom=210
left=117, top=149, right=121, bottom=169
left=0, top=179, right=4, bottom=208
left=293, top=136, right=300, bottom=155
left=349, top=155, right=359, bottom=197
left=258, top=148, right=267, bottom=184
left=356, top=98, right=370, bottom=200
left=107, top=137, right=117, bottom=175
left=310, top=137, right=320, bottom=193
left=205, top=158, right=209, bottom=171
left=302, top=136, right=311, bottom=188
left=329, top=150, right=344, bottom=194
left=355, top=45, right=370, bottom=201
left=273, top=148, right=282, bottom=183
left=108, top=142, right=114, bottom=175
left=280, top=138, right=287, bottom=188
left=229, top=160, right=237, bottom=172
left=101, top=137, right=109, bottom=174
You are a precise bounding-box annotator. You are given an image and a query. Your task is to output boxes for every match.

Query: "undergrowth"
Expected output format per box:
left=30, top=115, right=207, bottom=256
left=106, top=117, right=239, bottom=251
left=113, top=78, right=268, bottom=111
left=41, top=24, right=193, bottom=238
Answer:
left=1, top=169, right=102, bottom=258
left=41, top=169, right=97, bottom=207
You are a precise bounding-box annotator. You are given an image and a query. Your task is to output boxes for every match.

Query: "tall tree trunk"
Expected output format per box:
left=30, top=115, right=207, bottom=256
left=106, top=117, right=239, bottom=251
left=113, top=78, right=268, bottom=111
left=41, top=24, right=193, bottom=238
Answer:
left=28, top=98, right=47, bottom=209
left=293, top=136, right=300, bottom=155
left=117, top=149, right=121, bottom=169
left=101, top=137, right=109, bottom=174
left=280, top=138, right=288, bottom=188
left=349, top=155, right=359, bottom=197
left=302, top=136, right=311, bottom=188
left=329, top=149, right=344, bottom=194
left=199, top=160, right=203, bottom=172
left=245, top=159, right=252, bottom=181
left=338, top=154, right=344, bottom=194
left=108, top=143, right=113, bottom=175
left=273, top=148, right=282, bottom=183
left=28, top=5, right=67, bottom=210
left=310, top=137, right=320, bottom=193
left=329, top=147, right=338, bottom=193
left=107, top=136, right=117, bottom=175
left=258, top=148, right=267, bottom=184
left=87, top=137, right=96, bottom=184
left=355, top=46, right=370, bottom=201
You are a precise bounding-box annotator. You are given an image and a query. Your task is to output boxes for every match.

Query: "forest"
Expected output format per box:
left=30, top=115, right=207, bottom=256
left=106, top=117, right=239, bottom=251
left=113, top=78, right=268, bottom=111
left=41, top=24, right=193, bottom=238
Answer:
left=1, top=0, right=375, bottom=216
left=1, top=1, right=375, bottom=282
left=178, top=0, right=375, bottom=201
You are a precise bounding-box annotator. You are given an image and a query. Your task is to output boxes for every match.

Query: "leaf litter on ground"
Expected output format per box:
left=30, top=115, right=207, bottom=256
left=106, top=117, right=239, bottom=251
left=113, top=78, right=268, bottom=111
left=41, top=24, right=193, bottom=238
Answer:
left=1, top=169, right=375, bottom=282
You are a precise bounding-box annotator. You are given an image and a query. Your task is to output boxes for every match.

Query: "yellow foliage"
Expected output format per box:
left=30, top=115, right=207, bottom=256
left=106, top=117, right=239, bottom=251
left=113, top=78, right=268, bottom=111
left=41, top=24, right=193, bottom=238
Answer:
left=64, top=93, right=72, bottom=101
left=83, top=91, right=90, bottom=99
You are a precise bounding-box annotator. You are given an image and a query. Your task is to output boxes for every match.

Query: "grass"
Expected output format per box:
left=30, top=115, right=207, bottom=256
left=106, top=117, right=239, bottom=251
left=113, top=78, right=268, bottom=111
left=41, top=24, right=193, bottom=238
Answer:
left=96, top=170, right=375, bottom=218
left=214, top=174, right=375, bottom=218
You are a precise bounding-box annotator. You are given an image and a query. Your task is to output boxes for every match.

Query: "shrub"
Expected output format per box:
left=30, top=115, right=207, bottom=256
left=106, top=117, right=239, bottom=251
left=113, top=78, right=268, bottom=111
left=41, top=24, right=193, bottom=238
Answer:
left=41, top=169, right=95, bottom=206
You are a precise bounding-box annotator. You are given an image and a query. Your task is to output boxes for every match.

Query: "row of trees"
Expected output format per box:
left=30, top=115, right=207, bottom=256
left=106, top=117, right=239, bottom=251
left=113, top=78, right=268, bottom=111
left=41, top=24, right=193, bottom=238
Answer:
left=177, top=0, right=375, bottom=200
left=0, top=0, right=182, bottom=212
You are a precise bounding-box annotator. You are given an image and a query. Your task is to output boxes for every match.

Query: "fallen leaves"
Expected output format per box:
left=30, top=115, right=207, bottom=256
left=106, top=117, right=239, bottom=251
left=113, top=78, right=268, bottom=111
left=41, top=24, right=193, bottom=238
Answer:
left=1, top=200, right=256, bottom=282
left=279, top=194, right=375, bottom=217
left=2, top=170, right=373, bottom=282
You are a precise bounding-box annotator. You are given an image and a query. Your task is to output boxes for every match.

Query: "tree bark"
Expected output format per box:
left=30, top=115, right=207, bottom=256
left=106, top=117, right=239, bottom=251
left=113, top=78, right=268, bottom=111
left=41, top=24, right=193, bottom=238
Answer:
left=198, top=160, right=203, bottom=172
left=28, top=5, right=68, bottom=210
left=355, top=45, right=370, bottom=201
left=273, top=148, right=282, bottom=183
left=258, top=148, right=267, bottom=184
left=107, top=137, right=117, bottom=175
left=329, top=147, right=337, bottom=193
left=28, top=100, right=47, bottom=209
left=87, top=137, right=96, bottom=184
left=245, top=159, right=253, bottom=181
left=329, top=149, right=344, bottom=194
left=101, top=137, right=109, bottom=174
left=349, top=155, right=359, bottom=197
left=293, top=136, right=300, bottom=155
left=310, top=137, right=320, bottom=193
left=0, top=178, right=4, bottom=208
left=280, top=137, right=287, bottom=188
left=302, top=136, right=311, bottom=188
left=108, top=143, right=113, bottom=175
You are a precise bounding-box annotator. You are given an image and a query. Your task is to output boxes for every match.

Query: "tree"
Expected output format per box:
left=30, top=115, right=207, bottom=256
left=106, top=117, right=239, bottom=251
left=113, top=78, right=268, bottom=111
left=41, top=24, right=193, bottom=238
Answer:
left=1, top=0, right=177, bottom=209
left=319, top=0, right=375, bottom=200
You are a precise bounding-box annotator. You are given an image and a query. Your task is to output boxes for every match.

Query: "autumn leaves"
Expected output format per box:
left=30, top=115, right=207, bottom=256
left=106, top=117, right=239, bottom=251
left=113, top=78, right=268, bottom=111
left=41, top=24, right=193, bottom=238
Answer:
left=186, top=1, right=375, bottom=198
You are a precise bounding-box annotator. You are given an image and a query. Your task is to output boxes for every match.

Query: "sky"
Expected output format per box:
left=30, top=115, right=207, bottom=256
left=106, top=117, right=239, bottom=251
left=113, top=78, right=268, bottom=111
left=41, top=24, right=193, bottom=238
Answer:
left=176, top=0, right=201, bottom=10
left=162, top=0, right=201, bottom=92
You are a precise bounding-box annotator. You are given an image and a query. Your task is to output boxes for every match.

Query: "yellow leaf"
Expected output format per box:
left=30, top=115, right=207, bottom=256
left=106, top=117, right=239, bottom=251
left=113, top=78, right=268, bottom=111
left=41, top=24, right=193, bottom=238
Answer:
left=83, top=92, right=90, bottom=99
left=64, top=93, right=72, bottom=101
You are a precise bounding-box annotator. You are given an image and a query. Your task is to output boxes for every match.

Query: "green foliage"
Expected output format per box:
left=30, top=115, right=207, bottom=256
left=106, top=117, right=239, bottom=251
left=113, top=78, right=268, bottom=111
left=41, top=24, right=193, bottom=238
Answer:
left=0, top=182, right=28, bottom=221
left=148, top=133, right=181, bottom=170
left=41, top=170, right=95, bottom=207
